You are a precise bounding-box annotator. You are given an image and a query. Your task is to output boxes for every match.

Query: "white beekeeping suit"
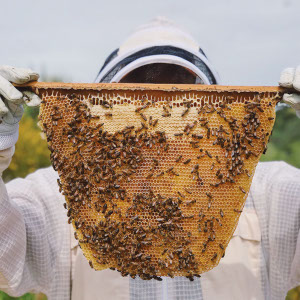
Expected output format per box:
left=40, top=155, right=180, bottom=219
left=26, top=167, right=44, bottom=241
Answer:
left=0, top=17, right=300, bottom=300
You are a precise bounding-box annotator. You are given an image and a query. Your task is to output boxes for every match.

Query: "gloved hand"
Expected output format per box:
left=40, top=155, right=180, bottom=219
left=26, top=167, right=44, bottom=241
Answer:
left=0, top=65, right=41, bottom=150
left=279, top=65, right=300, bottom=118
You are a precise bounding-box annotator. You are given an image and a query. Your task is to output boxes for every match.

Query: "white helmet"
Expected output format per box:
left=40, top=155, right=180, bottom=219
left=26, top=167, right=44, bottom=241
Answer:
left=95, top=16, right=220, bottom=84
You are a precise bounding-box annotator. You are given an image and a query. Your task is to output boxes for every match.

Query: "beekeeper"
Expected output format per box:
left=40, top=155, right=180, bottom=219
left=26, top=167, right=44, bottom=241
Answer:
left=0, top=17, right=299, bottom=300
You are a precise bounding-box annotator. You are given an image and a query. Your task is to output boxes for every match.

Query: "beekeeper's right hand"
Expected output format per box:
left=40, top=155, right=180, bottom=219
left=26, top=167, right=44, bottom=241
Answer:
left=279, top=66, right=300, bottom=118
left=0, top=65, right=41, bottom=174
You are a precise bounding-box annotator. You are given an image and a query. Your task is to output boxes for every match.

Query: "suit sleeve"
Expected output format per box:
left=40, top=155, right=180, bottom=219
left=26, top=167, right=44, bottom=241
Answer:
left=0, top=147, right=70, bottom=298
left=252, top=162, right=300, bottom=299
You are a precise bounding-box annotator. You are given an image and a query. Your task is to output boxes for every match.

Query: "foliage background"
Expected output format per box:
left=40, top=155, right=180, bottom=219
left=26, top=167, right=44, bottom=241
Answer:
left=0, top=106, right=299, bottom=299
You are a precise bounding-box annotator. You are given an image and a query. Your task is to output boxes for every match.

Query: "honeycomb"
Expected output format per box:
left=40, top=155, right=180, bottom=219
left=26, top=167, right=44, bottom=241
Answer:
left=32, top=82, right=282, bottom=281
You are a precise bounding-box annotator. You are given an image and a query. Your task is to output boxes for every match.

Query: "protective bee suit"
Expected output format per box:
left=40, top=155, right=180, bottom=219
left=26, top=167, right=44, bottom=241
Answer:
left=0, top=17, right=299, bottom=300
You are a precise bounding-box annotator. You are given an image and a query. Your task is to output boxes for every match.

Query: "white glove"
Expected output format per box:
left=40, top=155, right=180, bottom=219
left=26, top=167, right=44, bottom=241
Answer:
left=279, top=65, right=300, bottom=118
left=0, top=65, right=41, bottom=150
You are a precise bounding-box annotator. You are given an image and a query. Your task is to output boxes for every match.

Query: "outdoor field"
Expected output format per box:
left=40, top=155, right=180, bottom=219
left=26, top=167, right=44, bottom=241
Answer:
left=1, top=0, right=300, bottom=298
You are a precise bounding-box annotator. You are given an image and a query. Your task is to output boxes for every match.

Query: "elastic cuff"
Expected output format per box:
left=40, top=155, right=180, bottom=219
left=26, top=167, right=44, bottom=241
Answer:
left=0, top=130, right=19, bottom=151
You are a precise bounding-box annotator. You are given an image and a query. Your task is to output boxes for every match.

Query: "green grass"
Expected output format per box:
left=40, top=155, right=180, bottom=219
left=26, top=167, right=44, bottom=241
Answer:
left=0, top=292, right=46, bottom=300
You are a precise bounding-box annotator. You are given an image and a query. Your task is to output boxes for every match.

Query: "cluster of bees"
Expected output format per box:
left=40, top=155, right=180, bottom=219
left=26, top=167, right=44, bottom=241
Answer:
left=39, top=88, right=280, bottom=281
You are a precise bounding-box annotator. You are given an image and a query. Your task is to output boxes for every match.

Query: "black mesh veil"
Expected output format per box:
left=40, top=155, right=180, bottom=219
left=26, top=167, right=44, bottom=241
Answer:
left=96, top=46, right=218, bottom=84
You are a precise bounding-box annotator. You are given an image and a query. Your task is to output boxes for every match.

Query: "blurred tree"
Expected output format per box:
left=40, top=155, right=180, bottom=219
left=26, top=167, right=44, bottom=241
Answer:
left=287, top=286, right=300, bottom=300
left=0, top=291, right=46, bottom=300
left=261, top=108, right=300, bottom=168
left=2, top=106, right=51, bottom=182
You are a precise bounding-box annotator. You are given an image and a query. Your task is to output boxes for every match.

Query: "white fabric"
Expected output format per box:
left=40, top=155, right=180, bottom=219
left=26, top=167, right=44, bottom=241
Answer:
left=0, top=65, right=41, bottom=149
left=283, top=94, right=300, bottom=118
left=95, top=17, right=220, bottom=84
left=0, top=66, right=39, bottom=85
left=0, top=154, right=299, bottom=299
left=201, top=209, right=264, bottom=300
left=250, top=162, right=300, bottom=299
left=279, top=66, right=300, bottom=90
left=0, top=147, right=15, bottom=176
left=118, top=16, right=200, bottom=55
left=0, top=75, right=22, bottom=104
left=0, top=66, right=39, bottom=105
left=0, top=164, right=70, bottom=299
left=71, top=247, right=130, bottom=300
left=22, top=91, right=42, bottom=107
left=0, top=132, right=19, bottom=152
left=279, top=65, right=300, bottom=118
left=290, top=229, right=300, bottom=290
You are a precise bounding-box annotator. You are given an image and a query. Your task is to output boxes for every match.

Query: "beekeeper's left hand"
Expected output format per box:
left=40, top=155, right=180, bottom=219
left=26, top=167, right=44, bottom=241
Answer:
left=279, top=65, right=300, bottom=118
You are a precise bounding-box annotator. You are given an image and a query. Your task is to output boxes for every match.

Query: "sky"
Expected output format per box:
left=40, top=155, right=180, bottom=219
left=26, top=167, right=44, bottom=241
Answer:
left=0, top=0, right=299, bottom=85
